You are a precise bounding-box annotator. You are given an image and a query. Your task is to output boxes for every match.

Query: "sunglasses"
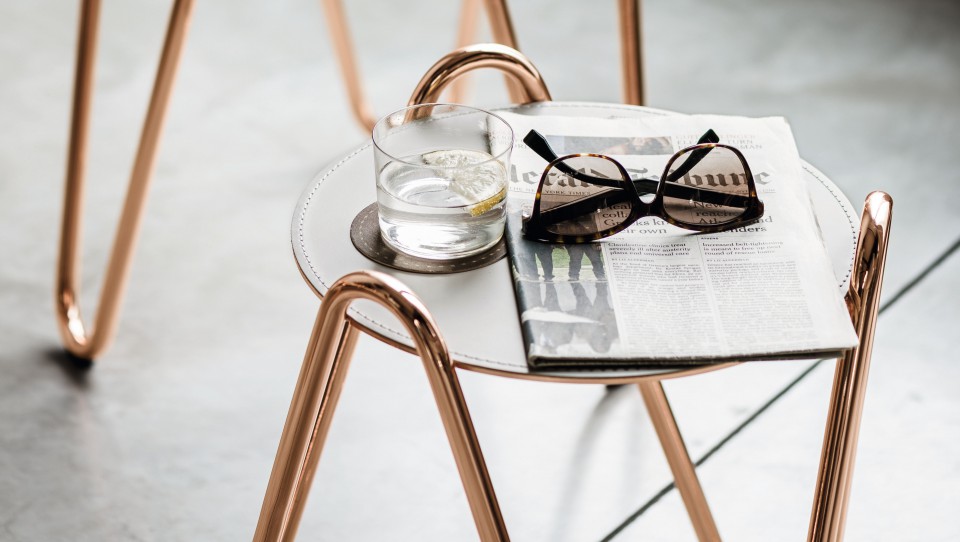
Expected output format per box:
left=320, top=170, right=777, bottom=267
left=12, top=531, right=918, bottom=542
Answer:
left=520, top=129, right=765, bottom=243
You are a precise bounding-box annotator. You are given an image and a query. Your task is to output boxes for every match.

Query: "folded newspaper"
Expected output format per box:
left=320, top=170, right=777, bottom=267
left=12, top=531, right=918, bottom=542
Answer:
left=497, top=111, right=858, bottom=369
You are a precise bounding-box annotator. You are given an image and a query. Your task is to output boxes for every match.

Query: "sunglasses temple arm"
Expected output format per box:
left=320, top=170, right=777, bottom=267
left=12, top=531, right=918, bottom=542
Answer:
left=673, top=185, right=753, bottom=207
left=664, top=129, right=720, bottom=182
left=667, top=147, right=711, bottom=182
left=523, top=130, right=558, bottom=163
left=525, top=129, right=724, bottom=192
left=699, top=129, right=720, bottom=145
left=524, top=130, right=626, bottom=190
left=533, top=190, right=634, bottom=226
left=526, top=128, right=720, bottom=181
left=632, top=177, right=660, bottom=195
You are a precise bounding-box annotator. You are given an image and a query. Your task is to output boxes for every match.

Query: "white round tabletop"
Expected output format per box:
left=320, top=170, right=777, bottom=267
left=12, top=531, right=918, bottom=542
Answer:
left=293, top=102, right=859, bottom=383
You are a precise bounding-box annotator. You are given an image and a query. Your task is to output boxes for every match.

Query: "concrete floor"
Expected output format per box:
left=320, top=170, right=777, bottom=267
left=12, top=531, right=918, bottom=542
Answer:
left=1, top=0, right=958, bottom=540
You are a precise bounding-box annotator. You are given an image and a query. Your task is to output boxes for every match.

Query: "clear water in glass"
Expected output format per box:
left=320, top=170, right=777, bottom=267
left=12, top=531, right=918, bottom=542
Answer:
left=377, top=149, right=506, bottom=259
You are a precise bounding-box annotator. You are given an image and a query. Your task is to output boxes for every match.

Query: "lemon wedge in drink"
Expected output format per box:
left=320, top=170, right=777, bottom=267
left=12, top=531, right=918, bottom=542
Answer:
left=423, top=149, right=506, bottom=216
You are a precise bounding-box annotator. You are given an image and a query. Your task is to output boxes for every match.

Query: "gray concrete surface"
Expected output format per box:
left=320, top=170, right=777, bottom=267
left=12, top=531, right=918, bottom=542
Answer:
left=1, top=0, right=957, bottom=540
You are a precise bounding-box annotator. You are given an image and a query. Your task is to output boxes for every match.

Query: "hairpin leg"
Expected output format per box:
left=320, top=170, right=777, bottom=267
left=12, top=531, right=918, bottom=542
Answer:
left=254, top=271, right=509, bottom=542
left=639, top=381, right=721, bottom=542
left=481, top=0, right=526, bottom=103
left=321, top=0, right=523, bottom=130
left=319, top=0, right=377, bottom=130
left=808, top=192, right=892, bottom=542
left=56, top=0, right=195, bottom=361
left=449, top=0, right=482, bottom=103
left=617, top=0, right=645, bottom=105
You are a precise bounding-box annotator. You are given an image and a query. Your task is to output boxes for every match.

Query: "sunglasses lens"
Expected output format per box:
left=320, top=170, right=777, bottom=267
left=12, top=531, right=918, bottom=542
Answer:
left=538, top=155, right=633, bottom=238
left=662, top=146, right=751, bottom=226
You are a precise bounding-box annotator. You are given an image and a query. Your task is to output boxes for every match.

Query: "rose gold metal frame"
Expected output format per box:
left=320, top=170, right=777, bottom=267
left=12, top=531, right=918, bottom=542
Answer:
left=618, top=0, right=645, bottom=105
left=407, top=43, right=552, bottom=111
left=320, top=0, right=524, bottom=131
left=808, top=191, right=892, bottom=542
left=451, top=0, right=483, bottom=103
left=256, top=46, right=891, bottom=542
left=640, top=380, right=720, bottom=541
left=322, top=0, right=643, bottom=130
left=56, top=0, right=194, bottom=361
left=259, top=192, right=891, bottom=542
left=252, top=270, right=508, bottom=542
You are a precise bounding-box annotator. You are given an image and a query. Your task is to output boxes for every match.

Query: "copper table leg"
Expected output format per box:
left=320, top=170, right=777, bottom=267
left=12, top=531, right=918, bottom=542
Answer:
left=617, top=0, right=645, bottom=105
left=640, top=380, right=722, bottom=542
left=253, top=271, right=509, bottom=542
left=321, top=0, right=524, bottom=130
left=56, top=0, right=195, bottom=361
left=808, top=192, right=892, bottom=542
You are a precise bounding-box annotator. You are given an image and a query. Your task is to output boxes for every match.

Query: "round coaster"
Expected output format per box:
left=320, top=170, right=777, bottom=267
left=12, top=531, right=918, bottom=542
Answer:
left=350, top=203, right=506, bottom=274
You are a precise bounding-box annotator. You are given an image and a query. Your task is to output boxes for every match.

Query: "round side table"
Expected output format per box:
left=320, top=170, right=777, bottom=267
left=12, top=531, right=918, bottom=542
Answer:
left=293, top=102, right=859, bottom=382
left=255, top=101, right=886, bottom=542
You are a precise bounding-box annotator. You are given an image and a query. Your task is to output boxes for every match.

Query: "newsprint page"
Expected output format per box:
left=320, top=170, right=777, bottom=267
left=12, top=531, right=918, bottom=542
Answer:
left=496, top=111, right=858, bottom=369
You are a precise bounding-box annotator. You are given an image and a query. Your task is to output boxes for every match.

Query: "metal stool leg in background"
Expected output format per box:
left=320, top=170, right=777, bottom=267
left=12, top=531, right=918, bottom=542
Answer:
left=640, top=381, right=721, bottom=542
left=475, top=0, right=644, bottom=104
left=252, top=271, right=509, bottom=542
left=321, top=0, right=524, bottom=131
left=56, top=0, right=195, bottom=361
left=56, top=0, right=643, bottom=359
left=322, top=0, right=643, bottom=129
left=319, top=0, right=378, bottom=130
left=451, top=0, right=483, bottom=102
left=483, top=0, right=644, bottom=105
left=808, top=192, right=893, bottom=542
left=617, top=0, right=644, bottom=105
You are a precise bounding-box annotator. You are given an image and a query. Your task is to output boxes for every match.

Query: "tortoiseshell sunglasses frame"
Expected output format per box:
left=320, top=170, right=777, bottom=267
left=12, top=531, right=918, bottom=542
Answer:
left=521, top=140, right=765, bottom=243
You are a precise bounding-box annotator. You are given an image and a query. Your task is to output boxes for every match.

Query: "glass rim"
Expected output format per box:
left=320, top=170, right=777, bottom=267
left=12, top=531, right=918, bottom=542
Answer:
left=371, top=103, right=515, bottom=169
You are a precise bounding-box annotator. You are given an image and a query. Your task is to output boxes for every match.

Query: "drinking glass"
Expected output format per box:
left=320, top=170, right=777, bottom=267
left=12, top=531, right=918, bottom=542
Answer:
left=372, top=103, right=514, bottom=260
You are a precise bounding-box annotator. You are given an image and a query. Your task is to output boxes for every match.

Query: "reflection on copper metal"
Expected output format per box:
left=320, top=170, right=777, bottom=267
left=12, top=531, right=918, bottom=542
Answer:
left=56, top=0, right=195, bottom=360
left=407, top=43, right=552, bottom=117
left=617, top=0, right=645, bottom=105
left=808, top=191, right=892, bottom=542
left=322, top=0, right=643, bottom=126
left=253, top=271, right=509, bottom=542
left=319, top=0, right=378, bottom=130
left=321, top=0, right=524, bottom=130
left=481, top=0, right=526, bottom=103
left=450, top=0, right=482, bottom=103
left=640, top=381, right=721, bottom=541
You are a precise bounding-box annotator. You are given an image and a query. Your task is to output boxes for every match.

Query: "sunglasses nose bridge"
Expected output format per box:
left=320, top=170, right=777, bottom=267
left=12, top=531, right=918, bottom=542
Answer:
left=630, top=198, right=648, bottom=220
left=631, top=184, right=657, bottom=213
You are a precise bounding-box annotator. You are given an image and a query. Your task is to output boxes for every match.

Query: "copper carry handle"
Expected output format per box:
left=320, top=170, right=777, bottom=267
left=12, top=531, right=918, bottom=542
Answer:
left=407, top=43, right=552, bottom=109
